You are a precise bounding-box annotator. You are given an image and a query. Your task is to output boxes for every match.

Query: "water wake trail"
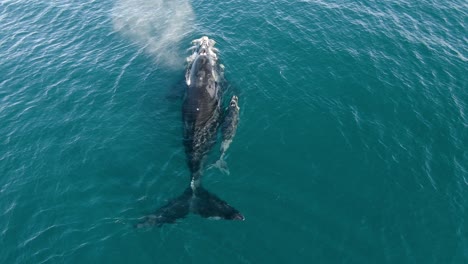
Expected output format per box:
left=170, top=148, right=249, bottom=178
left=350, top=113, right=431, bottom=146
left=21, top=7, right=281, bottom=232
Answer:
left=111, top=0, right=195, bottom=68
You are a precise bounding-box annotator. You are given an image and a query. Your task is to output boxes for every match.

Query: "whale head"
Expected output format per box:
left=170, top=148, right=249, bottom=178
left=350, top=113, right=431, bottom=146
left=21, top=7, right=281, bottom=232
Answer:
left=185, top=36, right=220, bottom=87
left=188, top=36, right=217, bottom=61
left=197, top=36, right=210, bottom=55
left=229, top=95, right=240, bottom=110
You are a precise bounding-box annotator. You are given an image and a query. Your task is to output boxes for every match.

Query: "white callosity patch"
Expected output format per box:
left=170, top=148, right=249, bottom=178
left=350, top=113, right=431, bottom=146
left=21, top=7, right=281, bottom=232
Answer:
left=186, top=36, right=220, bottom=85
left=111, top=0, right=195, bottom=68
left=186, top=36, right=218, bottom=64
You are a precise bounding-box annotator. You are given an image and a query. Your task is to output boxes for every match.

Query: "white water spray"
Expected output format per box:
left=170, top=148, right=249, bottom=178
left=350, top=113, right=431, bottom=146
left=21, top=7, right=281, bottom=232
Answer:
left=111, top=0, right=195, bottom=68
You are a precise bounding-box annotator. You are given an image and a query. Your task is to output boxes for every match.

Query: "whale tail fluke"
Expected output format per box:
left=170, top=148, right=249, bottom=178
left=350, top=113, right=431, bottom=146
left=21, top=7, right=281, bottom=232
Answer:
left=136, top=186, right=243, bottom=228
left=208, top=158, right=230, bottom=175
left=136, top=188, right=192, bottom=228
left=191, top=187, right=244, bottom=220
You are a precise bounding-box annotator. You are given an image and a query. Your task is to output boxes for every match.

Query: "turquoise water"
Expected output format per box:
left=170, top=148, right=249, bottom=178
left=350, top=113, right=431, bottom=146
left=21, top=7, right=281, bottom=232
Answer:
left=1, top=0, right=467, bottom=263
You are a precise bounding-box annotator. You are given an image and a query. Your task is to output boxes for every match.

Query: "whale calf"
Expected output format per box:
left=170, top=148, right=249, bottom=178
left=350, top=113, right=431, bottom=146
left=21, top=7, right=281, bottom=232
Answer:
left=211, top=95, right=240, bottom=175
left=137, top=37, right=244, bottom=227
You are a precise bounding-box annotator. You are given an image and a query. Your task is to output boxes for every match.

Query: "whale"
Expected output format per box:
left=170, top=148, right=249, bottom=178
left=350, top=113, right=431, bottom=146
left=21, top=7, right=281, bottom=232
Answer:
left=210, top=95, right=240, bottom=175
left=137, top=37, right=244, bottom=227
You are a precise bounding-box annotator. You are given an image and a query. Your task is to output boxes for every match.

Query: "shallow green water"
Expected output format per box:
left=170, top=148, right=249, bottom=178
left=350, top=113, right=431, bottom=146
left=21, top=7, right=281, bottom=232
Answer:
left=1, top=0, right=467, bottom=263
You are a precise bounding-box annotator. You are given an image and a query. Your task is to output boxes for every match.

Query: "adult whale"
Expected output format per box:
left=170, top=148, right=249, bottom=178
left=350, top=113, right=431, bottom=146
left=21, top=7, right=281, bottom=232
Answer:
left=137, top=37, right=244, bottom=227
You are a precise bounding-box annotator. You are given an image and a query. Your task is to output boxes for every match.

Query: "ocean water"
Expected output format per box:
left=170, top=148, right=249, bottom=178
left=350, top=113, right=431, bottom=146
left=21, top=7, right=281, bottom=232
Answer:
left=1, top=0, right=467, bottom=263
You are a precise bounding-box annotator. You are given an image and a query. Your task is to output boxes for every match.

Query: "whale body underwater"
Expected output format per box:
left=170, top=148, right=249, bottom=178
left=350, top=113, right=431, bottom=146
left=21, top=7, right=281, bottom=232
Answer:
left=137, top=37, right=244, bottom=227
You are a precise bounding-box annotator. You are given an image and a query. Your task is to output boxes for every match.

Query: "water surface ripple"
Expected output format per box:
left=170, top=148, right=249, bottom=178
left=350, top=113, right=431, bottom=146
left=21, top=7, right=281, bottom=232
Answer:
left=1, top=0, right=467, bottom=263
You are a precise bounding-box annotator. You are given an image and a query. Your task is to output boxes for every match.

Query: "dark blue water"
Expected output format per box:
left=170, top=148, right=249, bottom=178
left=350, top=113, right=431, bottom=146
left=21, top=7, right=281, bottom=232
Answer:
left=1, top=0, right=467, bottom=263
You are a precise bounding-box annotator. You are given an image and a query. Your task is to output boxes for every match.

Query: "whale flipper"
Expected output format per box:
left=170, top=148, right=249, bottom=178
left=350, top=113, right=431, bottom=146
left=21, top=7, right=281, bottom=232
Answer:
left=165, top=77, right=187, bottom=101
left=137, top=186, right=243, bottom=228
